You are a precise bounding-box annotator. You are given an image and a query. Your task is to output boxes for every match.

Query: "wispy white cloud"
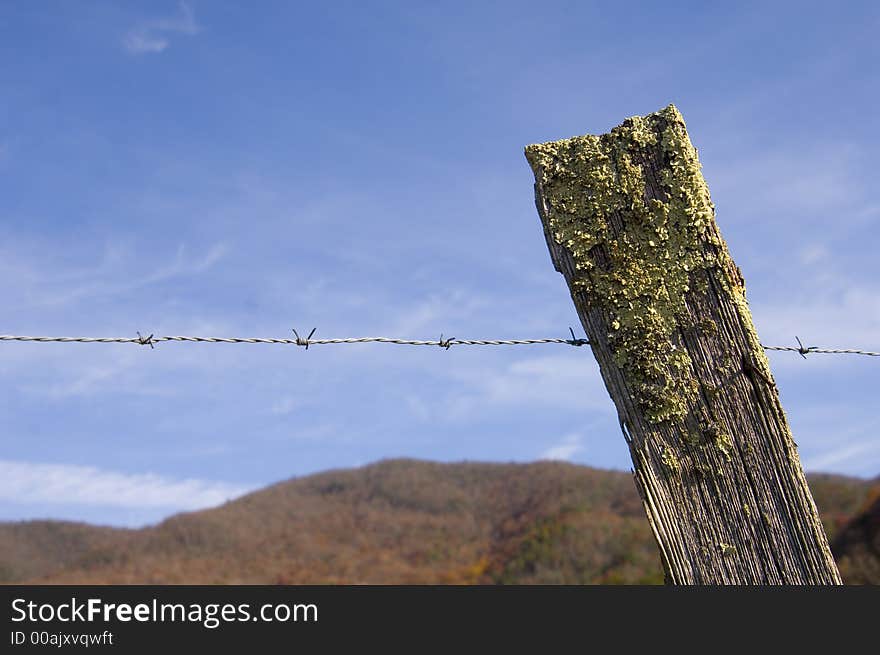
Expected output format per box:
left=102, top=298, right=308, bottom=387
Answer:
left=854, top=204, right=880, bottom=223
left=801, top=439, right=880, bottom=474
left=123, top=2, right=200, bottom=55
left=0, top=460, right=252, bottom=509
left=787, top=407, right=880, bottom=477
left=446, top=353, right=610, bottom=419
left=798, top=244, right=829, bottom=266
left=539, top=433, right=583, bottom=461
left=270, top=395, right=304, bottom=416
left=404, top=394, right=431, bottom=421
left=124, top=32, right=170, bottom=55
left=46, top=360, right=135, bottom=398
left=8, top=241, right=229, bottom=309
left=710, top=142, right=867, bottom=226
left=752, top=284, right=880, bottom=368
left=145, top=242, right=228, bottom=284
left=382, top=289, right=487, bottom=337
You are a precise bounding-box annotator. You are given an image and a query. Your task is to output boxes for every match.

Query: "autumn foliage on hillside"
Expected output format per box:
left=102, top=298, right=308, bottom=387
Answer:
left=0, top=460, right=875, bottom=584
left=832, top=483, right=880, bottom=584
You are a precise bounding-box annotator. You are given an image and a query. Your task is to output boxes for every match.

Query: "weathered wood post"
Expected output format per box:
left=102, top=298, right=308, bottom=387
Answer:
left=525, top=105, right=841, bottom=584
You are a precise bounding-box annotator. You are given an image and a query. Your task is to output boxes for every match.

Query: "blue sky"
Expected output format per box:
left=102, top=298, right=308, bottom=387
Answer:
left=1, top=1, right=878, bottom=527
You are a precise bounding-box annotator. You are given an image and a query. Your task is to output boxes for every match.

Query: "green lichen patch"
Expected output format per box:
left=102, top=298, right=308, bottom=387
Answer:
left=525, top=104, right=737, bottom=423
left=660, top=446, right=681, bottom=473
left=717, top=542, right=737, bottom=556
left=683, top=426, right=703, bottom=448
left=698, top=318, right=718, bottom=336
left=701, top=421, right=734, bottom=461
left=713, top=430, right=735, bottom=461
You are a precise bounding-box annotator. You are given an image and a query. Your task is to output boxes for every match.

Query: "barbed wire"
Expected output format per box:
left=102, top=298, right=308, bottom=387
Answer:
left=0, top=333, right=589, bottom=349
left=762, top=345, right=879, bottom=357
left=0, top=330, right=877, bottom=358
left=762, top=335, right=879, bottom=358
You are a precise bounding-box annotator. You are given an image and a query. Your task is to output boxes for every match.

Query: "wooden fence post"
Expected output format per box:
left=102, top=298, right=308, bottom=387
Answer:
left=525, top=104, right=841, bottom=584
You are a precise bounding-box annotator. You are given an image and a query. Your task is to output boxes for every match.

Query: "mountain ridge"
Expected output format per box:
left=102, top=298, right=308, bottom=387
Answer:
left=1, top=459, right=875, bottom=584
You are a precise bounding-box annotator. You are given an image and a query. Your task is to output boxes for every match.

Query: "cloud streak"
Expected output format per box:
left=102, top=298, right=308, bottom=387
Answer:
left=752, top=284, right=880, bottom=365
left=123, top=2, right=200, bottom=55
left=0, top=460, right=252, bottom=510
left=446, top=353, right=611, bottom=419
left=801, top=440, right=880, bottom=474
left=6, top=240, right=229, bottom=309
left=539, top=433, right=583, bottom=461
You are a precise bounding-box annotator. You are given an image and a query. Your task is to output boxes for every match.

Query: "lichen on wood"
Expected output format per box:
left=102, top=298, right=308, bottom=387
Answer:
left=525, top=105, right=738, bottom=424
left=525, top=105, right=841, bottom=584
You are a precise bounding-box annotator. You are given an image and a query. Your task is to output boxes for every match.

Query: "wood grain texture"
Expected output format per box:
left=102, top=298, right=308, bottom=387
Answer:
left=525, top=105, right=841, bottom=584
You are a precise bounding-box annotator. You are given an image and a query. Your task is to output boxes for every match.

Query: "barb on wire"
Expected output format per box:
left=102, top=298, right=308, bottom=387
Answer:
left=795, top=336, right=812, bottom=359
left=567, top=327, right=589, bottom=347
left=0, top=332, right=878, bottom=358
left=292, top=327, right=316, bottom=350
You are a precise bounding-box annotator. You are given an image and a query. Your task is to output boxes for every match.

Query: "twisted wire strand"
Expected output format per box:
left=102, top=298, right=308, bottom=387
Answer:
left=0, top=334, right=586, bottom=347
left=0, top=333, right=878, bottom=357
left=761, top=345, right=880, bottom=357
